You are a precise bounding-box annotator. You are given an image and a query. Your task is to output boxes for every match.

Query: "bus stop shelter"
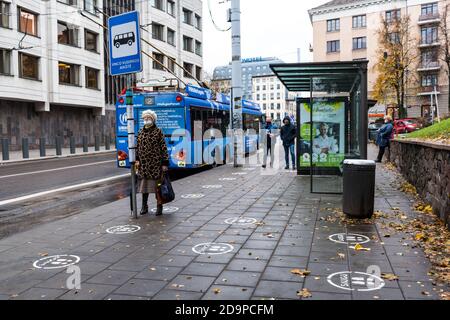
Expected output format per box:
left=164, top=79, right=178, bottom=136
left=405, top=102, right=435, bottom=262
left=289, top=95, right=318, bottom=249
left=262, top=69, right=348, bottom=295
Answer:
left=270, top=61, right=368, bottom=194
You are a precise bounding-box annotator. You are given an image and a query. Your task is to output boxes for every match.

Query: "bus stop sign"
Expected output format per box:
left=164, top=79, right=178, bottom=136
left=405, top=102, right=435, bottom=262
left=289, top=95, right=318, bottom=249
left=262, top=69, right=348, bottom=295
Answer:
left=108, top=11, right=142, bottom=76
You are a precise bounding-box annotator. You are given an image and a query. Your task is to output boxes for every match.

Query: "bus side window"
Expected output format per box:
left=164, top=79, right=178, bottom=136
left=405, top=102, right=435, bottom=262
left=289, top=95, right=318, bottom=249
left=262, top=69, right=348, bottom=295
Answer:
left=190, top=109, right=202, bottom=140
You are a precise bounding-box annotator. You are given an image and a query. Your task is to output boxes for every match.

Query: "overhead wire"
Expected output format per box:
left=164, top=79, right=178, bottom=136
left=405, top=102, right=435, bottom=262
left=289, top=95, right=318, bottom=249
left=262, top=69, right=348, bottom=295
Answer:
left=207, top=0, right=231, bottom=32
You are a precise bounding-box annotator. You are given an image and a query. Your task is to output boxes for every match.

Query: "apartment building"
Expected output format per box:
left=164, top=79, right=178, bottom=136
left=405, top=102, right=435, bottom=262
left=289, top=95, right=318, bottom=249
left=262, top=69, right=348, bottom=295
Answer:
left=212, top=57, right=284, bottom=100
left=252, top=74, right=296, bottom=126
left=309, top=0, right=449, bottom=118
left=0, top=0, right=106, bottom=149
left=136, top=0, right=203, bottom=91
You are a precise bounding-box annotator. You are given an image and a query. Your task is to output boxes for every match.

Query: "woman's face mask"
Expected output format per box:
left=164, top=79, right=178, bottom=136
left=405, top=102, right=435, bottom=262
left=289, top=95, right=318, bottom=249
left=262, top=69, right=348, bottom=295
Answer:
left=144, top=119, right=153, bottom=126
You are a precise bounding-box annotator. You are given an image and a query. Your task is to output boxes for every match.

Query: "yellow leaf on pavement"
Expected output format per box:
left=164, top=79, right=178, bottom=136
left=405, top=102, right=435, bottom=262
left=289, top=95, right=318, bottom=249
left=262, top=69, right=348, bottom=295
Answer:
left=290, top=269, right=311, bottom=277
left=297, top=288, right=312, bottom=298
left=381, top=273, right=399, bottom=281
left=213, top=288, right=221, bottom=294
left=353, top=243, right=371, bottom=251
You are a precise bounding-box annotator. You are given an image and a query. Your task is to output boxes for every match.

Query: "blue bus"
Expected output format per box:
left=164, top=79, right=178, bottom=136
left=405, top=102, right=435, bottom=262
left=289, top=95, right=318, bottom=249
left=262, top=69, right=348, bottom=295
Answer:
left=116, top=85, right=263, bottom=170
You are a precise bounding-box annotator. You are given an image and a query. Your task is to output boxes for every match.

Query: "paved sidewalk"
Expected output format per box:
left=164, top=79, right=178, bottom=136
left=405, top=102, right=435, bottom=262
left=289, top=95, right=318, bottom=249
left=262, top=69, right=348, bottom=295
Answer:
left=1, top=146, right=116, bottom=164
left=0, top=151, right=448, bottom=300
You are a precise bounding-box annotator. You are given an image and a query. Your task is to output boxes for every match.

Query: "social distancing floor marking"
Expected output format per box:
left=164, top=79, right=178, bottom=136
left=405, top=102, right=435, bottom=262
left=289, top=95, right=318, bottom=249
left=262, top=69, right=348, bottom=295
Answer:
left=327, top=271, right=385, bottom=292
left=224, top=217, right=258, bottom=225
left=106, top=225, right=141, bottom=234
left=181, top=194, right=205, bottom=199
left=150, top=207, right=179, bottom=213
left=328, top=233, right=370, bottom=245
left=33, top=255, right=80, bottom=270
left=192, top=243, right=234, bottom=255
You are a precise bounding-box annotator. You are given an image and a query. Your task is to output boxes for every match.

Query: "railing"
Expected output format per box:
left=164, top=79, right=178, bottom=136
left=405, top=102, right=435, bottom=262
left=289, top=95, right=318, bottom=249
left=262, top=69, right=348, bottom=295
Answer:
left=418, top=61, right=440, bottom=69
left=419, top=13, right=440, bottom=22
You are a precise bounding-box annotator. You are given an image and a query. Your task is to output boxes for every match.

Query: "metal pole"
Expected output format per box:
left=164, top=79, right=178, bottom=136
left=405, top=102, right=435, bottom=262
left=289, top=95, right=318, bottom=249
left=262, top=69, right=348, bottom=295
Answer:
left=22, top=137, right=29, bottom=159
left=39, top=137, right=46, bottom=157
left=2, top=138, right=9, bottom=161
left=430, top=92, right=434, bottom=123
left=434, top=85, right=440, bottom=122
left=126, top=81, right=138, bottom=219
left=231, top=0, right=243, bottom=168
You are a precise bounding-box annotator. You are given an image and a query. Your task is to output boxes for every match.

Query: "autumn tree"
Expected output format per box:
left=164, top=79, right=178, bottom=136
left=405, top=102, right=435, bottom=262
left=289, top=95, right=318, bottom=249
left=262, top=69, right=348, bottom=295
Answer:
left=439, top=1, right=450, bottom=114
left=373, top=13, right=417, bottom=119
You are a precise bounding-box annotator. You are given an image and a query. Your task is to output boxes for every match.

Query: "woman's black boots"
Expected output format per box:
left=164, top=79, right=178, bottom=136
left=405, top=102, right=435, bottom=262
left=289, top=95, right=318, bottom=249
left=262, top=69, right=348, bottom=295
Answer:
left=156, top=204, right=163, bottom=216
left=140, top=193, right=149, bottom=215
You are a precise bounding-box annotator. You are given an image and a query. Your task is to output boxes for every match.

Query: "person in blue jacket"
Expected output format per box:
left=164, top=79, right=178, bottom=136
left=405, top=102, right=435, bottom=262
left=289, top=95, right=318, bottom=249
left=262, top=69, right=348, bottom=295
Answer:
left=376, top=115, right=394, bottom=163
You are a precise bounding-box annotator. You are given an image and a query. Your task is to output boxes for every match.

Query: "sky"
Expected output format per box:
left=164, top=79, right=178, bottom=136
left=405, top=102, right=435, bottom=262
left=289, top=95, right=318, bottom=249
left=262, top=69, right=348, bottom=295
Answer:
left=201, top=0, right=330, bottom=74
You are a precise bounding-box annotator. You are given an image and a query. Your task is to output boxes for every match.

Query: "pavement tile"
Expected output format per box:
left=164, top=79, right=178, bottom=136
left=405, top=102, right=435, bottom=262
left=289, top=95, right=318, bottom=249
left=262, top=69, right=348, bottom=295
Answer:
left=109, top=259, right=154, bottom=272
left=273, top=246, right=310, bottom=257
left=352, top=288, right=404, bottom=300
left=268, top=255, right=308, bottom=268
left=253, top=280, right=301, bottom=300
left=114, top=279, right=167, bottom=298
left=226, top=259, right=268, bottom=272
left=398, top=281, right=442, bottom=300
left=58, top=284, right=117, bottom=300
left=152, top=290, right=203, bottom=300
left=202, top=285, right=253, bottom=300
left=166, top=275, right=215, bottom=293
left=215, top=271, right=261, bottom=287
left=86, top=269, right=136, bottom=286
left=11, top=287, right=67, bottom=300
left=261, top=266, right=305, bottom=283
left=135, top=266, right=183, bottom=281
left=235, top=249, right=273, bottom=260
left=182, top=263, right=226, bottom=277
left=152, top=255, right=195, bottom=267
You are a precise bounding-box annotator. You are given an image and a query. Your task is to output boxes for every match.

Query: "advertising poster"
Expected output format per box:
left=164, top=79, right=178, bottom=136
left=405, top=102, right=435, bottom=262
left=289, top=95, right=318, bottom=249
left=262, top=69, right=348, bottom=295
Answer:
left=299, top=101, right=345, bottom=168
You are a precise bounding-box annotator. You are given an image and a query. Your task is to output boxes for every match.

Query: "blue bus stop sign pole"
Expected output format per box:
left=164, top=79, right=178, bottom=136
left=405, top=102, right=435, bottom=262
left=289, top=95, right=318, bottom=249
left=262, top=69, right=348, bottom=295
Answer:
left=108, top=11, right=142, bottom=219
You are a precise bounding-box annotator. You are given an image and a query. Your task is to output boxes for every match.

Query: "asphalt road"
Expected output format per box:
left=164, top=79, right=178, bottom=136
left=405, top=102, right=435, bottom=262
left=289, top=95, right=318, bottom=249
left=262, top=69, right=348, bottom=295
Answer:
left=0, top=152, right=211, bottom=239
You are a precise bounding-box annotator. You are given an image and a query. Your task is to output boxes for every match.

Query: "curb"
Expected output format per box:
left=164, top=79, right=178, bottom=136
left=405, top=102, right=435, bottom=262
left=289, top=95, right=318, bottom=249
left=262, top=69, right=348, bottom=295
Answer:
left=0, top=149, right=117, bottom=165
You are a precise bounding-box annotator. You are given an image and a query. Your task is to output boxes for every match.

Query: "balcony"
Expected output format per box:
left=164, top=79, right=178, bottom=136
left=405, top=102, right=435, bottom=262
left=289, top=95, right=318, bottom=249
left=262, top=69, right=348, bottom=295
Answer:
left=417, top=61, right=441, bottom=72
left=418, top=13, right=440, bottom=25
left=417, top=85, right=441, bottom=96
left=419, top=40, right=440, bottom=48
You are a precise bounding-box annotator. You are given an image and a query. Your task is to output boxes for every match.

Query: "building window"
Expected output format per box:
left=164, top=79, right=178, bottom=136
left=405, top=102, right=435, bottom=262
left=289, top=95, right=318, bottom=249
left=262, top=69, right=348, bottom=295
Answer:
left=421, top=3, right=438, bottom=16
left=352, top=37, right=367, bottom=50
left=183, top=8, right=193, bottom=25
left=58, top=21, right=79, bottom=47
left=153, top=52, right=165, bottom=70
left=167, top=0, right=175, bottom=16
left=277, top=103, right=281, bottom=110
left=84, top=0, right=97, bottom=14
left=167, top=57, right=175, bottom=72
left=421, top=26, right=438, bottom=44
left=270, top=93, right=274, bottom=99
left=59, top=0, right=77, bottom=5
left=58, top=62, right=80, bottom=85
left=270, top=103, right=274, bottom=110
left=389, top=32, right=400, bottom=44
left=151, top=0, right=164, bottom=11
left=0, top=1, right=10, bottom=28
left=167, top=28, right=175, bottom=46
left=85, top=29, right=98, bottom=52
left=256, top=85, right=260, bottom=91
left=277, top=93, right=281, bottom=99
left=256, top=94, right=260, bottom=100
left=385, top=9, right=401, bottom=23
left=327, top=40, right=340, bottom=53
left=183, top=36, right=193, bottom=52
left=195, top=40, right=202, bottom=56
left=18, top=7, right=38, bottom=36
left=183, top=62, right=193, bottom=78
left=195, top=66, right=202, bottom=80
left=0, top=48, right=11, bottom=75
left=326, top=18, right=340, bottom=32
left=421, top=74, right=438, bottom=87
left=152, top=23, right=164, bottom=41
left=277, top=84, right=281, bottom=89
left=263, top=103, right=266, bottom=110
left=19, top=53, right=39, bottom=80
left=262, top=85, right=266, bottom=90
left=352, top=15, right=366, bottom=28
left=421, top=50, right=438, bottom=66
left=85, top=67, right=99, bottom=89
left=195, top=14, right=202, bottom=30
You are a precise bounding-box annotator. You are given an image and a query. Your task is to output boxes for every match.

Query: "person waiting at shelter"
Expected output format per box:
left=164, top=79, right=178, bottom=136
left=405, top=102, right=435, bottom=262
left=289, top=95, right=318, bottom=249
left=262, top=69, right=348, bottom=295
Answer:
left=261, top=116, right=278, bottom=168
left=375, top=115, right=394, bottom=163
left=135, top=110, right=169, bottom=216
left=280, top=116, right=297, bottom=170
left=312, top=122, right=338, bottom=155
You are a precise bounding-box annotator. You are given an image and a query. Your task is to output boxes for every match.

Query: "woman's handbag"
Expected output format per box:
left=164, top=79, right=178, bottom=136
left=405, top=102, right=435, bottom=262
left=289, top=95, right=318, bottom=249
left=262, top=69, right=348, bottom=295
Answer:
left=157, top=173, right=175, bottom=204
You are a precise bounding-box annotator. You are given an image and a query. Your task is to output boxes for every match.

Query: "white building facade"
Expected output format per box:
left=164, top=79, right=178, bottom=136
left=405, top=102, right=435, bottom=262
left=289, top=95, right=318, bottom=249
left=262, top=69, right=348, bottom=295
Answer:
left=137, top=0, right=203, bottom=88
left=252, top=75, right=296, bottom=126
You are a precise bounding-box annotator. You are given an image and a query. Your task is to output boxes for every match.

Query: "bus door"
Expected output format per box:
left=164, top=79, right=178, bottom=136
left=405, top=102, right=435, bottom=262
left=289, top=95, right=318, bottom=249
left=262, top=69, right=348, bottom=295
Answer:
left=190, top=108, right=203, bottom=167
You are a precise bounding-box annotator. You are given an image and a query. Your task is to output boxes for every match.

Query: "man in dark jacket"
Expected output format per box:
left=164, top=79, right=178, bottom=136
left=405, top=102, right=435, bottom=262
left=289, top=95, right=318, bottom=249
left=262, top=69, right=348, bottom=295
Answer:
left=376, top=115, right=394, bottom=163
left=280, top=116, right=297, bottom=170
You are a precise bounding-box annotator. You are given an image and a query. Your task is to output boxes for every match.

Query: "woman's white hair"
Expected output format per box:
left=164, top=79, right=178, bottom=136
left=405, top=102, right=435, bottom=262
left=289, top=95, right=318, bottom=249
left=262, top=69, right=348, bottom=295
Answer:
left=142, top=110, right=157, bottom=122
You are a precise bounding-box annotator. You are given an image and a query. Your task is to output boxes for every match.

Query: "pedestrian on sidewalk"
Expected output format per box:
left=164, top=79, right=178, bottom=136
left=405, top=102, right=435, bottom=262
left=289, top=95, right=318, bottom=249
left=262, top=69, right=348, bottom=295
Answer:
left=280, top=116, right=297, bottom=170
left=261, top=117, right=278, bottom=168
left=136, top=110, right=169, bottom=216
left=375, top=115, right=394, bottom=163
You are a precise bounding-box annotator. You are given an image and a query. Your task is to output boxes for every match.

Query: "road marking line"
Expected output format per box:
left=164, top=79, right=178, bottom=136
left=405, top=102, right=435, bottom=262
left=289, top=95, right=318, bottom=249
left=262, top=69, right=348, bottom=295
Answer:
left=0, top=160, right=116, bottom=179
left=0, top=173, right=130, bottom=206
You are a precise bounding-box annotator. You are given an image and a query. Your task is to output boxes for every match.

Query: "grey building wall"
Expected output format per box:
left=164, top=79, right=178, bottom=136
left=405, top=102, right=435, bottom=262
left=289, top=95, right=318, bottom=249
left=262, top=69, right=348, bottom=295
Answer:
left=0, top=100, right=115, bottom=151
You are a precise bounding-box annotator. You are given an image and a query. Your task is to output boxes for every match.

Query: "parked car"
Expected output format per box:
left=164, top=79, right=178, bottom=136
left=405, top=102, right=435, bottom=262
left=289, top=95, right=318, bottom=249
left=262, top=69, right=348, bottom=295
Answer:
left=393, top=118, right=421, bottom=134
left=368, top=122, right=383, bottom=141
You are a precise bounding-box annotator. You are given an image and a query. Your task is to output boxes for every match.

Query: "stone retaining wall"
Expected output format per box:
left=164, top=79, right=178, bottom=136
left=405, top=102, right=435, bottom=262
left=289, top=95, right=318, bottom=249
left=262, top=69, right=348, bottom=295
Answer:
left=390, top=140, right=450, bottom=227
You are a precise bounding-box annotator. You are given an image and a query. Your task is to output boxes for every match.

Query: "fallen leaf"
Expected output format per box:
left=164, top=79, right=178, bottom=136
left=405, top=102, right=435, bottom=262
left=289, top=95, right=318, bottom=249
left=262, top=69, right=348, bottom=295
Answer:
left=440, top=292, right=450, bottom=300
left=422, top=291, right=431, bottom=296
left=381, top=273, right=399, bottom=281
left=186, top=276, right=192, bottom=280
left=353, top=243, right=371, bottom=251
left=337, top=253, right=346, bottom=259
left=290, top=269, right=311, bottom=277
left=213, top=288, right=221, bottom=294
left=149, top=267, right=156, bottom=271
left=38, top=252, right=48, bottom=257
left=297, top=288, right=312, bottom=298
left=415, top=233, right=426, bottom=241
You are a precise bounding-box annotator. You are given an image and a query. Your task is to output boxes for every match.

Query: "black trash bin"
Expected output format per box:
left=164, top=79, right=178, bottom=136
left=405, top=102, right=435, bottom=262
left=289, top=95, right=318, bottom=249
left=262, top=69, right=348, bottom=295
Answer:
left=342, top=159, right=376, bottom=219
